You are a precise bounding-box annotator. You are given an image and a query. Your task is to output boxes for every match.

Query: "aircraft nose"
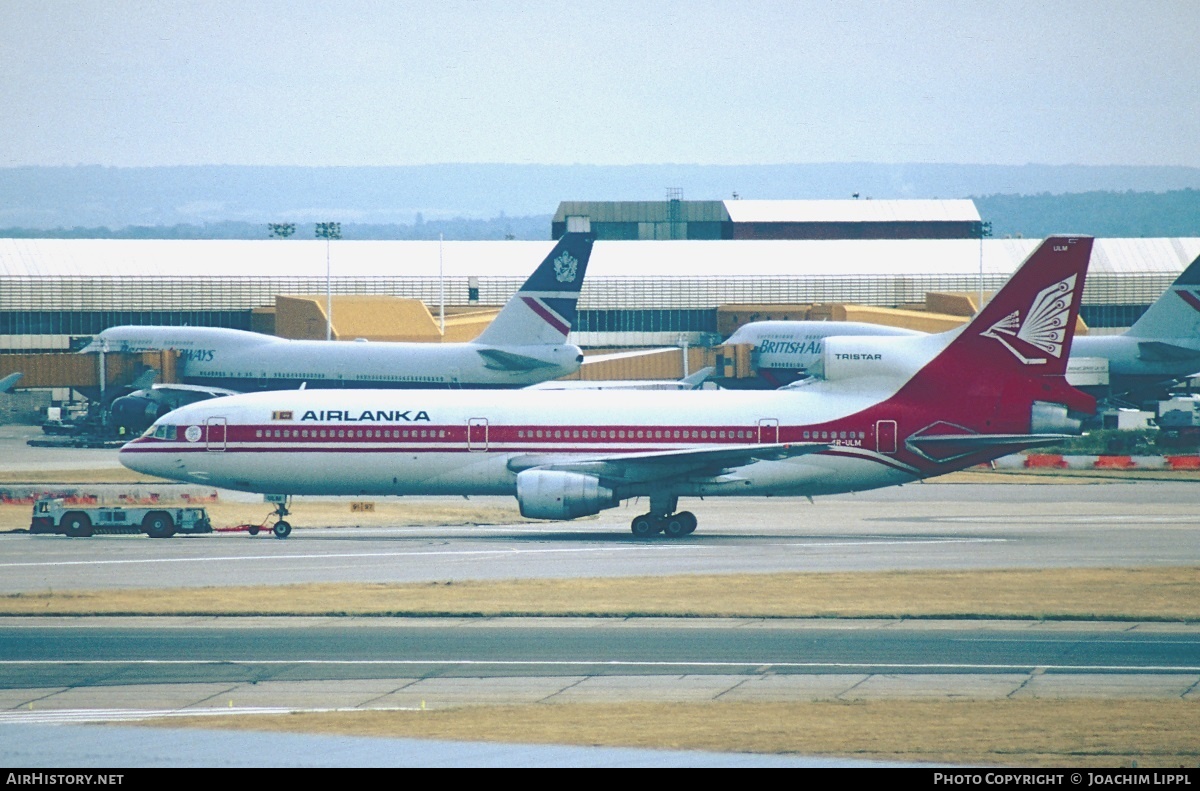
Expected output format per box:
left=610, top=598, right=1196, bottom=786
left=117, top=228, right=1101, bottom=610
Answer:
left=118, top=441, right=174, bottom=479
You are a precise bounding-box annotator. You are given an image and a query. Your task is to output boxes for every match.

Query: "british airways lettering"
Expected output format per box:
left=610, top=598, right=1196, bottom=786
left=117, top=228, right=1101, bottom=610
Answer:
left=180, top=349, right=216, bottom=362
left=757, top=339, right=823, bottom=355
left=300, top=410, right=431, bottom=422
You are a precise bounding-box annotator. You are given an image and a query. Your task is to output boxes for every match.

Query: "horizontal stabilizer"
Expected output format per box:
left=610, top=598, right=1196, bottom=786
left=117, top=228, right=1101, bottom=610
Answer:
left=476, top=347, right=558, bottom=372
left=1136, top=341, right=1200, bottom=362
left=906, top=432, right=1073, bottom=463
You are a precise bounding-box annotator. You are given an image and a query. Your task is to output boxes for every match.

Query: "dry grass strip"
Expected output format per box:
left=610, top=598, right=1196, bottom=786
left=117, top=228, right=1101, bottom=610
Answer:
left=4, top=567, right=1198, bottom=620
left=144, top=699, right=1200, bottom=768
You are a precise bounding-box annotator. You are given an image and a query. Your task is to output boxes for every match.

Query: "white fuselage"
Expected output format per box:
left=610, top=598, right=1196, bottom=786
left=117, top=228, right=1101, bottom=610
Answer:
left=84, top=327, right=583, bottom=390
left=119, top=385, right=923, bottom=501
left=724, top=320, right=1200, bottom=394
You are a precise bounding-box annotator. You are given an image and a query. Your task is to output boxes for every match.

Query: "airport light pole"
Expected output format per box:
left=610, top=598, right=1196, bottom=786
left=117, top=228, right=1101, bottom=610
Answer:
left=976, top=220, right=992, bottom=315
left=315, top=222, right=342, bottom=341
left=439, top=232, right=445, bottom=335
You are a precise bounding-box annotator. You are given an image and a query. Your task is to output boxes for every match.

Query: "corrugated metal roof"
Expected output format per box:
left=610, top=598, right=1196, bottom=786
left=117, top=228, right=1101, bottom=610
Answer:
left=723, top=199, right=982, bottom=223
left=554, top=200, right=728, bottom=223
left=0, top=239, right=554, bottom=279
left=0, top=237, right=1196, bottom=280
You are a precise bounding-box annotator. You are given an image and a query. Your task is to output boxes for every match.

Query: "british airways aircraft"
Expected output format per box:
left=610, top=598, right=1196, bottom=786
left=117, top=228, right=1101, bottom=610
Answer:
left=82, top=233, right=594, bottom=431
left=725, top=252, right=1200, bottom=401
left=119, top=237, right=1094, bottom=539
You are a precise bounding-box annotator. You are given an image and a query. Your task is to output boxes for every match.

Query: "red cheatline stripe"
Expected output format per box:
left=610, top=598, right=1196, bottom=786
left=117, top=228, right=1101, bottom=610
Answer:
left=1177, top=289, right=1200, bottom=313
left=520, top=296, right=570, bottom=336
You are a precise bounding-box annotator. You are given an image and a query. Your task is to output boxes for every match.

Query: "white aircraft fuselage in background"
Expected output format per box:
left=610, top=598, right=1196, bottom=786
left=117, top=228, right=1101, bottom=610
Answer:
left=121, top=237, right=1096, bottom=537
left=82, top=233, right=595, bottom=431
left=724, top=253, right=1200, bottom=399
left=89, top=327, right=585, bottom=390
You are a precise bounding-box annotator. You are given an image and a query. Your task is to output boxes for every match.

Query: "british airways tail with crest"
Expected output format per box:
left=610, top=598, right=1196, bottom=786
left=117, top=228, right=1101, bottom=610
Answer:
left=473, top=232, right=594, bottom=349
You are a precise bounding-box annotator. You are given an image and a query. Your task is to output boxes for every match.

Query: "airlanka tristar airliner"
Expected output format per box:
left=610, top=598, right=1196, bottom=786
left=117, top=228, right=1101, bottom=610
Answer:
left=120, top=236, right=1096, bottom=539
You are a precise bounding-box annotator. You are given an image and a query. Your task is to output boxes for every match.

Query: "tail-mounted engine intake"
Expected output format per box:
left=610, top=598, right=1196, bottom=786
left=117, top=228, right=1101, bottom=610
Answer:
left=1030, top=401, right=1083, bottom=435
left=515, top=470, right=619, bottom=521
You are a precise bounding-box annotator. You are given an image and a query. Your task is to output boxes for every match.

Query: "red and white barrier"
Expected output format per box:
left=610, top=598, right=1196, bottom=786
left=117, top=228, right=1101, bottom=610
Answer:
left=993, top=453, right=1200, bottom=470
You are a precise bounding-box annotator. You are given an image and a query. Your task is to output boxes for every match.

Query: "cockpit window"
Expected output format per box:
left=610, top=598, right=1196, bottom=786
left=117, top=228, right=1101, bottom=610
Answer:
left=151, top=424, right=176, bottom=440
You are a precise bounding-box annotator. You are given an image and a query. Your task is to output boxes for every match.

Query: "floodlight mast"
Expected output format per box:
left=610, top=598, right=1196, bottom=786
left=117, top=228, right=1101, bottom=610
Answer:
left=315, top=222, right=342, bottom=341
left=976, top=220, right=992, bottom=315
left=439, top=233, right=445, bottom=335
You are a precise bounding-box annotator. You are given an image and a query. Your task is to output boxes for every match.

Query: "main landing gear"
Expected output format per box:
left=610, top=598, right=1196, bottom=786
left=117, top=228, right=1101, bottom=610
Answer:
left=629, top=494, right=697, bottom=538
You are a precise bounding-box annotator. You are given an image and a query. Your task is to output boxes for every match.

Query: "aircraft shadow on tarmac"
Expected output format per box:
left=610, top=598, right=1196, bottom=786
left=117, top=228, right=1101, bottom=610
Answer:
left=268, top=528, right=984, bottom=545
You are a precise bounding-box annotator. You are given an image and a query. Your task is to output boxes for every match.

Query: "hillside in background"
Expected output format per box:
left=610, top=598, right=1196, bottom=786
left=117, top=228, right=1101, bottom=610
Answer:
left=973, top=190, right=1200, bottom=238
left=0, top=164, right=1197, bottom=240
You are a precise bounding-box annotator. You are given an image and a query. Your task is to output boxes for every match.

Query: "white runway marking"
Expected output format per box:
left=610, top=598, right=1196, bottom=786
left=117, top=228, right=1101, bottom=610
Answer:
left=928, top=515, right=1200, bottom=524
left=0, top=706, right=419, bottom=725
left=1, top=659, right=1196, bottom=672
left=0, top=537, right=1004, bottom=569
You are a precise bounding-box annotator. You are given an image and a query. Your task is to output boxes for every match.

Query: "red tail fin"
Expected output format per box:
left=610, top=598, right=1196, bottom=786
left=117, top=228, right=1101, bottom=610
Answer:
left=898, top=236, right=1095, bottom=434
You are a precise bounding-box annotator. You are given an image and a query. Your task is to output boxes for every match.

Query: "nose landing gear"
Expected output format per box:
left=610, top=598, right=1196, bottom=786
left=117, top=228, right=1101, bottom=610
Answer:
left=267, top=497, right=292, bottom=539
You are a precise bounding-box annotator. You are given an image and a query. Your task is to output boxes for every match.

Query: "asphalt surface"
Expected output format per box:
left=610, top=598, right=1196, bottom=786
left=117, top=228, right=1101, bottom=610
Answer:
left=1, top=424, right=1198, bottom=767
left=4, top=481, right=1199, bottom=591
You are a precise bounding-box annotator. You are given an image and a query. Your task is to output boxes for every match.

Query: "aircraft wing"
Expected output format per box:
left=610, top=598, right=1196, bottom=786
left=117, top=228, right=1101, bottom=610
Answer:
left=476, top=347, right=559, bottom=372
left=679, top=366, right=714, bottom=389
left=582, top=347, right=682, bottom=365
left=147, top=383, right=243, bottom=399
left=525, top=367, right=716, bottom=392
left=507, top=441, right=829, bottom=486
left=1137, top=341, right=1200, bottom=362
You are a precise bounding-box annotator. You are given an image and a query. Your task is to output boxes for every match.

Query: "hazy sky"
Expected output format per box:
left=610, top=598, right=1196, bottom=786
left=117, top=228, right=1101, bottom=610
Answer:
left=3, top=1, right=1197, bottom=167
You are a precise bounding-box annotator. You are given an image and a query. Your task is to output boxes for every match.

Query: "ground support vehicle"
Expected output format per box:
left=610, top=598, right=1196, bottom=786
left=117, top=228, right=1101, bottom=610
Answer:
left=29, top=498, right=212, bottom=538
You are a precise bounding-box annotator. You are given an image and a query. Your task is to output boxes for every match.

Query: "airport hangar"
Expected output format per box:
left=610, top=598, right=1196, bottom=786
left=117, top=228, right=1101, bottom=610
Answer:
left=0, top=198, right=1198, bottom=409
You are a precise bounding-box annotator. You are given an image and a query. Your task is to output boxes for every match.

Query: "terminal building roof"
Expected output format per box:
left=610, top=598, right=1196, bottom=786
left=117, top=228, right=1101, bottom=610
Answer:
left=1, top=237, right=1197, bottom=280
left=720, top=199, right=980, bottom=224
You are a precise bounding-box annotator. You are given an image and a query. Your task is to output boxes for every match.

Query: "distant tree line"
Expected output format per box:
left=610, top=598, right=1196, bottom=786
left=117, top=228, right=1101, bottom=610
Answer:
left=1, top=190, right=1197, bottom=240
left=972, top=189, right=1200, bottom=238
left=0, top=215, right=555, bottom=241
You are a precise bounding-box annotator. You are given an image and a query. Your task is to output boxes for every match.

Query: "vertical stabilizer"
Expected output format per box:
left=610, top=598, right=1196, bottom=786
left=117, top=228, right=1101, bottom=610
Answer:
left=474, top=233, right=595, bottom=347
left=896, top=236, right=1096, bottom=436
left=1126, top=253, right=1200, bottom=340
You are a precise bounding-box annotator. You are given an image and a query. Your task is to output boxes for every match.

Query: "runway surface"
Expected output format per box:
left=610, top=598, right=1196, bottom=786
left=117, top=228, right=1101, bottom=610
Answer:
left=4, top=482, right=1200, bottom=591
left=2, top=427, right=1198, bottom=766
left=3, top=618, right=1198, bottom=689
left=2, top=615, right=1196, bottom=767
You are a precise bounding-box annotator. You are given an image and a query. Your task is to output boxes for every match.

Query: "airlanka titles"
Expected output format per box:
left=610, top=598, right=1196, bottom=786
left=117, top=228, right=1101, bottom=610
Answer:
left=300, top=409, right=431, bottom=422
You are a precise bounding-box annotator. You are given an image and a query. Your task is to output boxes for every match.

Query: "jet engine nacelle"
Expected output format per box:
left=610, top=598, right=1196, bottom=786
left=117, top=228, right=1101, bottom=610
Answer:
left=1030, top=401, right=1084, bottom=435
left=817, top=334, right=946, bottom=383
left=515, top=470, right=619, bottom=521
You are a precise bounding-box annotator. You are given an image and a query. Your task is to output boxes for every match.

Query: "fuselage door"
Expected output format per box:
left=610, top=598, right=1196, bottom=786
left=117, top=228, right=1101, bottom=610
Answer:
left=206, top=417, right=227, bottom=452
left=875, top=420, right=897, bottom=454
left=468, top=418, right=489, bottom=452
left=757, top=418, right=779, bottom=444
